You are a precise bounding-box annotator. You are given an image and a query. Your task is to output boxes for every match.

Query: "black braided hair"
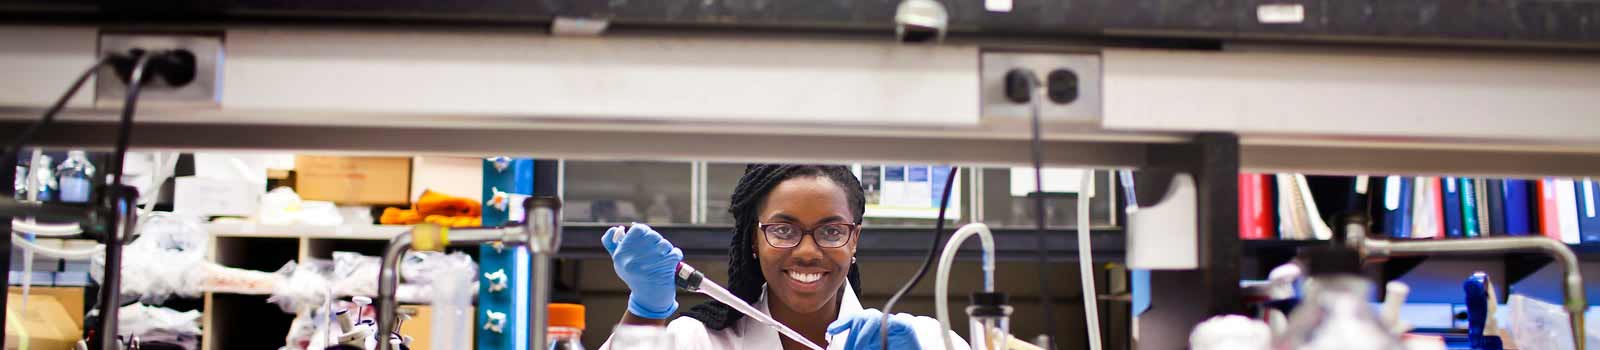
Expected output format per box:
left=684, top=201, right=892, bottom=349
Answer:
left=679, top=164, right=866, bottom=330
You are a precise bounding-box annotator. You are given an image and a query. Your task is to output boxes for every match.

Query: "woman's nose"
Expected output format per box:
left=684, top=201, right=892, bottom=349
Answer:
left=790, top=234, right=827, bottom=259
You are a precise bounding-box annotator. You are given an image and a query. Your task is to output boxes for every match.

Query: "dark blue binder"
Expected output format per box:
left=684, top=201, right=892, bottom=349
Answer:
left=1384, top=176, right=1413, bottom=238
left=1488, top=179, right=1506, bottom=235
left=1502, top=179, right=1533, bottom=236
left=1444, top=177, right=1464, bottom=238
left=1578, top=179, right=1600, bottom=243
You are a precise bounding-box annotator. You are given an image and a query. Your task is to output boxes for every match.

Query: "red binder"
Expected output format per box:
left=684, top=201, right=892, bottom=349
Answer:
left=1539, top=178, right=1562, bottom=240
left=1240, top=173, right=1272, bottom=239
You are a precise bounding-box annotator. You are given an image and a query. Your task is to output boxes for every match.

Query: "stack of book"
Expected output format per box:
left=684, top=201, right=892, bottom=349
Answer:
left=1239, top=174, right=1600, bottom=242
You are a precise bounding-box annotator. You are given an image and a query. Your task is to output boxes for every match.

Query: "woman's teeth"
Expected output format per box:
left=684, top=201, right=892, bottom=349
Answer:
left=787, top=271, right=823, bottom=283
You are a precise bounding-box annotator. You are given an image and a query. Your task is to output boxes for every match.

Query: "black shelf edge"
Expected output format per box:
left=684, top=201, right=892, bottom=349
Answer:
left=556, top=223, right=1125, bottom=263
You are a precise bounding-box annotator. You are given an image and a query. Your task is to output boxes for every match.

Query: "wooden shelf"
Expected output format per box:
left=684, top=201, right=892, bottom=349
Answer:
left=205, top=222, right=411, bottom=240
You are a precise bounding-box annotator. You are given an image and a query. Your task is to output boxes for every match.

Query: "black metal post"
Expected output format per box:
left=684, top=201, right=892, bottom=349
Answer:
left=1135, top=132, right=1241, bottom=349
left=0, top=153, right=14, bottom=348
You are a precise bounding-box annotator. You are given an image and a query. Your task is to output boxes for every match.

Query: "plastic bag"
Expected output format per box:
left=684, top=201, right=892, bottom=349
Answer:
left=268, top=260, right=334, bottom=313
left=1503, top=294, right=1600, bottom=350
left=93, top=213, right=212, bottom=303
left=259, top=187, right=303, bottom=225
left=330, top=251, right=475, bottom=303
left=119, top=302, right=202, bottom=337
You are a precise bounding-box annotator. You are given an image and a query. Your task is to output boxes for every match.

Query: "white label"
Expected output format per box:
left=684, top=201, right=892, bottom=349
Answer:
left=986, top=0, right=1013, bottom=12
left=1355, top=175, right=1370, bottom=194
left=1445, top=177, right=1456, bottom=193
left=1385, top=176, right=1402, bottom=210
left=1257, top=3, right=1305, bottom=24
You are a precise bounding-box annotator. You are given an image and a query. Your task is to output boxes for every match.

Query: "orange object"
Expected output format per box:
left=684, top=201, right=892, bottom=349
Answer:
left=548, top=303, right=586, bottom=330
left=379, top=189, right=482, bottom=227
left=416, top=190, right=481, bottom=218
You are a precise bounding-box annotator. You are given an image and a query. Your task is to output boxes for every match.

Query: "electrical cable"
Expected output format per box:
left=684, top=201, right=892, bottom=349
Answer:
left=1025, top=73, right=1059, bottom=350
left=2, top=56, right=109, bottom=166
left=880, top=165, right=959, bottom=350
left=93, top=51, right=153, bottom=350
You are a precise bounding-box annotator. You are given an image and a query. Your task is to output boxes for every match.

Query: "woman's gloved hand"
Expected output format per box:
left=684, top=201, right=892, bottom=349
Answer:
left=602, top=224, right=684, bottom=319
left=826, top=309, right=923, bottom=350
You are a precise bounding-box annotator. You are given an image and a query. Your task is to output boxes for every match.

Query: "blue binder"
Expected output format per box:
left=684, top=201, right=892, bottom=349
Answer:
left=1443, top=177, right=1464, bottom=238
left=1502, top=179, right=1533, bottom=236
left=1384, top=176, right=1413, bottom=238
left=1578, top=179, right=1600, bottom=243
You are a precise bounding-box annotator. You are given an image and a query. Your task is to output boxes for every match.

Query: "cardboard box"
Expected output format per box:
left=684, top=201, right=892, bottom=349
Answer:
left=10, top=287, right=84, bottom=329
left=295, top=156, right=412, bottom=205
left=5, top=288, right=85, bottom=349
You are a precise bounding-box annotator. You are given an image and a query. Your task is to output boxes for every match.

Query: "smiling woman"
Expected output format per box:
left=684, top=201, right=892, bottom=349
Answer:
left=600, top=164, right=969, bottom=350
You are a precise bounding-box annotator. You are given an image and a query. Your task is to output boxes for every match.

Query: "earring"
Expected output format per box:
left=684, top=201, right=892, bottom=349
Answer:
left=851, top=257, right=857, bottom=264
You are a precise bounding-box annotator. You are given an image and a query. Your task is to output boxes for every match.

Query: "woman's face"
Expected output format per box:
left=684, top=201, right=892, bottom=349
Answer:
left=754, top=176, right=858, bottom=314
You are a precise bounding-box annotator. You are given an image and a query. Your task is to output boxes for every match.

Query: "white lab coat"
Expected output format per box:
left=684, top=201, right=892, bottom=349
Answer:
left=603, top=282, right=971, bottom=350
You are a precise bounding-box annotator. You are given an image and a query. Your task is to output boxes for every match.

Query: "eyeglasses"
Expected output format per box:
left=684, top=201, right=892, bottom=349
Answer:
left=758, top=222, right=859, bottom=249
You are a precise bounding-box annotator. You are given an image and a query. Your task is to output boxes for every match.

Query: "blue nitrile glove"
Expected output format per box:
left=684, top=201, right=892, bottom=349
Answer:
left=826, top=309, right=923, bottom=350
left=602, top=224, right=683, bottom=319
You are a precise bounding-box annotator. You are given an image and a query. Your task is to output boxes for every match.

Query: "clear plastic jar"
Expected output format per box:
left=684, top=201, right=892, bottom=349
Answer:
left=967, top=292, right=1013, bottom=350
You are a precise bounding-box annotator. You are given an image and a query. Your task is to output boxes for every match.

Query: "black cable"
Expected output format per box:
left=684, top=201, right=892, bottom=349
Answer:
left=880, top=166, right=959, bottom=350
left=92, top=51, right=152, bottom=350
left=1, top=56, right=110, bottom=166
left=1027, top=75, right=1059, bottom=350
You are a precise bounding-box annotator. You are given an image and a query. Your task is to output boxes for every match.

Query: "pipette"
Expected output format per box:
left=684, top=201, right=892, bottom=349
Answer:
left=612, top=226, right=826, bottom=350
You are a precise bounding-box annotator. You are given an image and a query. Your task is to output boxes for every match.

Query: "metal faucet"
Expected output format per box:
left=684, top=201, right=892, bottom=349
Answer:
left=376, top=196, right=562, bottom=350
left=1342, top=219, right=1586, bottom=350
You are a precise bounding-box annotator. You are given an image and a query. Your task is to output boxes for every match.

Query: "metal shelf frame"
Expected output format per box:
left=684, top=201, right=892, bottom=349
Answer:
left=3, top=22, right=1600, bottom=350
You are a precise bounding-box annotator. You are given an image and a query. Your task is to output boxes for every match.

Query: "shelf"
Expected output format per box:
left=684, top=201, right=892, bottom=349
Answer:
left=1241, top=238, right=1585, bottom=285
left=558, top=223, right=1126, bottom=262
left=204, top=222, right=411, bottom=240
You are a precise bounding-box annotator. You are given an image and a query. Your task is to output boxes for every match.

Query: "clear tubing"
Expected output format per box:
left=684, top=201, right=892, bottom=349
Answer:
left=1077, top=173, right=1103, bottom=350
left=9, top=219, right=80, bottom=236
left=935, top=223, right=996, bottom=350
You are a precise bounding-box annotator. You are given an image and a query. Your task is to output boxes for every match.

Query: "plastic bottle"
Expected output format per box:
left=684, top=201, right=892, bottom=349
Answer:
left=12, top=162, right=25, bottom=199
left=29, top=154, right=55, bottom=202
left=431, top=253, right=476, bottom=350
left=56, top=150, right=95, bottom=203
left=548, top=303, right=586, bottom=350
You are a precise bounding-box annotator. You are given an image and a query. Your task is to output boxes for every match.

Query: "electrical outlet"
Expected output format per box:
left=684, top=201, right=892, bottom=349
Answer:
left=95, top=33, right=223, bottom=108
left=980, top=52, right=1101, bottom=122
